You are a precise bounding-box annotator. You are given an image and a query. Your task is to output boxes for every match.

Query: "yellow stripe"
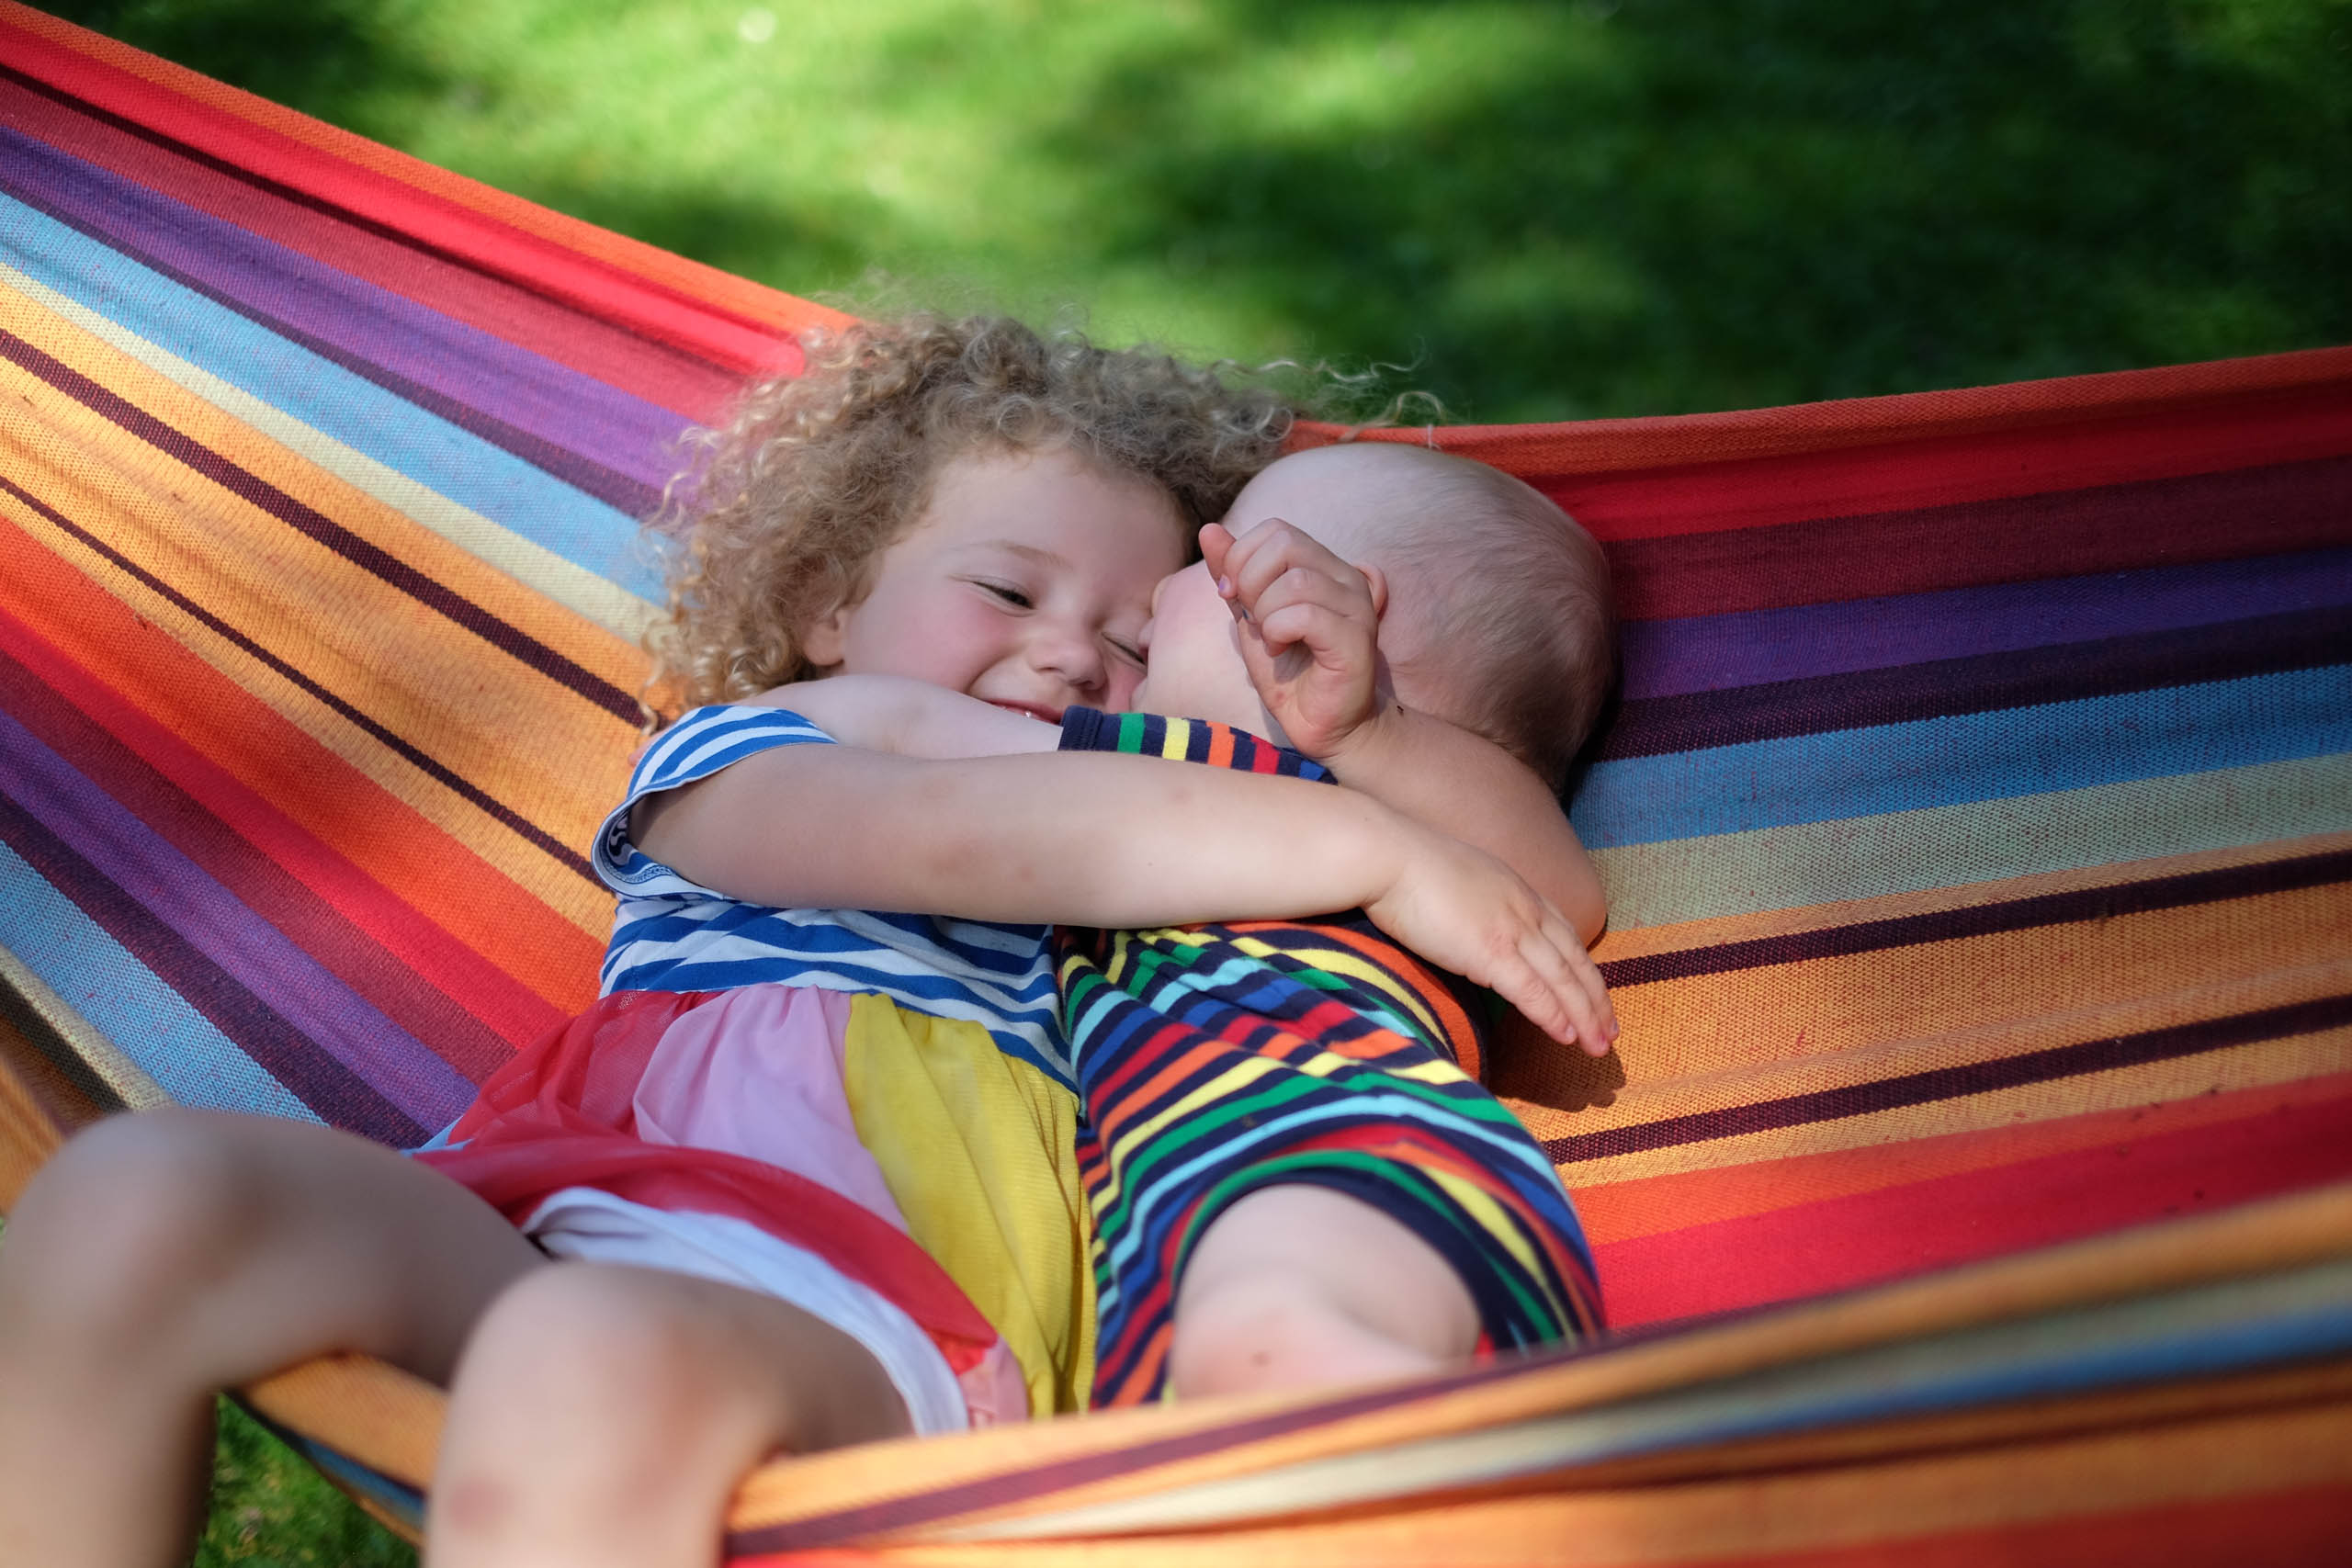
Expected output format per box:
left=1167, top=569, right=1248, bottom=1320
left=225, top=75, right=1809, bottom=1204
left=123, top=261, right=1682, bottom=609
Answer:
left=0, top=261, right=658, bottom=642
left=1595, top=759, right=2352, bottom=931
left=1217, top=931, right=1447, bottom=1045
left=1158, top=717, right=1193, bottom=761
left=1590, top=831, right=2352, bottom=967
left=0, top=946, right=168, bottom=1111
left=1422, top=1162, right=1554, bottom=1301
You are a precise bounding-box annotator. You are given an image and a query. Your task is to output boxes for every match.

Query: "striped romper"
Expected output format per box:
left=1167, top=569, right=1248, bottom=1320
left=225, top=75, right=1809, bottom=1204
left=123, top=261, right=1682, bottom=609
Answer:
left=1055, top=710, right=1607, bottom=1406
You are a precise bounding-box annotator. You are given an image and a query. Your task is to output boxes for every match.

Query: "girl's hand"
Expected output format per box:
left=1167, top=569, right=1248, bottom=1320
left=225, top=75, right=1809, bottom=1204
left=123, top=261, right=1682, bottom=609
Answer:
left=1363, top=823, right=1617, bottom=1055
left=1201, top=521, right=1394, bottom=765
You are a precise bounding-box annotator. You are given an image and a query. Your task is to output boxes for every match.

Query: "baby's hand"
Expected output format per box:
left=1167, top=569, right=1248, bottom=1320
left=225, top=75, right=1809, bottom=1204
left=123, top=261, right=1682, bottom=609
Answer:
left=1202, top=520, right=1393, bottom=764
left=1363, top=822, right=1616, bottom=1055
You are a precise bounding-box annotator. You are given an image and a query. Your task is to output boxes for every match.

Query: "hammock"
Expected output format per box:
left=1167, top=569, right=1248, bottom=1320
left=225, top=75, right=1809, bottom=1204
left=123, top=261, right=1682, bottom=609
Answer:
left=2, top=4, right=2347, bottom=1561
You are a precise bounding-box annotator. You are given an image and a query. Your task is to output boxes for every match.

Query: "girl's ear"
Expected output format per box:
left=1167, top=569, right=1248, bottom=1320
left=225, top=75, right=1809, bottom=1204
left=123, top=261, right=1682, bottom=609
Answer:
left=799, top=602, right=850, bottom=671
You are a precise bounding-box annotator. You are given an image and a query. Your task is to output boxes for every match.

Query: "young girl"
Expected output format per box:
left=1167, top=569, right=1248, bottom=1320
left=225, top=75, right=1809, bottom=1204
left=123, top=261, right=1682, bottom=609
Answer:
left=0, top=316, right=1600, bottom=1568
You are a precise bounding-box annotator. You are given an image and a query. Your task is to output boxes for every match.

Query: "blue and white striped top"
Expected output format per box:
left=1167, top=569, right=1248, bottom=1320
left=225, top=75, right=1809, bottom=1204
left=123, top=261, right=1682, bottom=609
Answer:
left=593, top=705, right=1071, bottom=1087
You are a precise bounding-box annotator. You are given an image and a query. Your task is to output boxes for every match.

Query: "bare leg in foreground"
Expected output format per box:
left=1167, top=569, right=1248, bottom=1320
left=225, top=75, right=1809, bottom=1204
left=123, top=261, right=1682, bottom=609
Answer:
left=0, top=1109, right=909, bottom=1568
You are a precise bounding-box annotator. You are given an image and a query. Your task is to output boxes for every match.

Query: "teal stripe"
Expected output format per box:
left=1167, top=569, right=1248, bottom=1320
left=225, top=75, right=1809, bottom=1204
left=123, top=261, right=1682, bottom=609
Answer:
left=0, top=840, right=314, bottom=1120
left=0, top=192, right=658, bottom=599
left=1571, top=665, right=2352, bottom=850
left=1594, top=750, right=2352, bottom=930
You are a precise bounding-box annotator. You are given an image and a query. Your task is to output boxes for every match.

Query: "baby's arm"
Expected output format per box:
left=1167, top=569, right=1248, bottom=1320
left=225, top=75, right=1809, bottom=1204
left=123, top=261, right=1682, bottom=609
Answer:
left=634, top=740, right=1603, bottom=1047
left=1204, top=520, right=1610, bottom=944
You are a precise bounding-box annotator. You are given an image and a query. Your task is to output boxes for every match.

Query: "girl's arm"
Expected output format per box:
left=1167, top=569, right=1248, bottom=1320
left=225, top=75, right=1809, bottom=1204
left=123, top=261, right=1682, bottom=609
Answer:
left=632, top=740, right=1610, bottom=1051
left=733, top=675, right=1062, bottom=760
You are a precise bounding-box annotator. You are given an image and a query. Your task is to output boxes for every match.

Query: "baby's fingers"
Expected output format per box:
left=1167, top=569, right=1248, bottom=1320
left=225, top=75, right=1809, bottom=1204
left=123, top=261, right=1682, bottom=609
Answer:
left=1540, top=913, right=1618, bottom=1055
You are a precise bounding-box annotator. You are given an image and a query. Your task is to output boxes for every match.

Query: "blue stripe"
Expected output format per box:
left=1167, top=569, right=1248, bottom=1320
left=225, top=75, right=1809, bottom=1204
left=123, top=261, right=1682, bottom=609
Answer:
left=0, top=190, right=661, bottom=600
left=0, top=839, right=314, bottom=1120
left=1572, top=665, right=2352, bottom=849
left=0, top=710, right=478, bottom=1124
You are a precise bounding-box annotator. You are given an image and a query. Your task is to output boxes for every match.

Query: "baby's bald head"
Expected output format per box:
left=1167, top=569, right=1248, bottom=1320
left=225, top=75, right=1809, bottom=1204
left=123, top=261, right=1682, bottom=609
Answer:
left=1224, top=443, right=1614, bottom=789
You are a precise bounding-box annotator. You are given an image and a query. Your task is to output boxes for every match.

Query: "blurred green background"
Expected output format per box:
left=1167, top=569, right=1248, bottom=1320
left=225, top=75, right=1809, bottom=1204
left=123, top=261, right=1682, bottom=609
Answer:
left=38, top=0, right=2352, bottom=423
left=19, top=1, right=2349, bottom=1561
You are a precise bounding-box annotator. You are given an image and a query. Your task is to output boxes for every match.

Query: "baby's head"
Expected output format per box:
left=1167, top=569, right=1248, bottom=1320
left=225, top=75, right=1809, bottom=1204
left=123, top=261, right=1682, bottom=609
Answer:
left=650, top=314, right=1294, bottom=714
left=1142, top=443, right=1614, bottom=789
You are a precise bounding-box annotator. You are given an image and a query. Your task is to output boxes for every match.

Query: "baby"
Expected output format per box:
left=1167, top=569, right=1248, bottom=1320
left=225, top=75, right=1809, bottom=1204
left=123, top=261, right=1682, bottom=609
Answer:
left=786, top=439, right=1618, bottom=1404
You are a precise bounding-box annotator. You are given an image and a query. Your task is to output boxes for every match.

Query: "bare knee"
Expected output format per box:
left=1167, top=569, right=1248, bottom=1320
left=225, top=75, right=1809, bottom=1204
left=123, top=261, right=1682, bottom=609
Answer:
left=435, top=1264, right=873, bottom=1559
left=1167, top=1187, right=1479, bottom=1400
left=1, top=1111, right=279, bottom=1344
left=455, top=1266, right=757, bottom=1451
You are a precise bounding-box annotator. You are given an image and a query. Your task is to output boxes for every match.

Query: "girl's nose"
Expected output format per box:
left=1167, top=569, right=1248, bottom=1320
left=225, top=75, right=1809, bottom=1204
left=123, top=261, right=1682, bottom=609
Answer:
left=1032, top=621, right=1106, bottom=692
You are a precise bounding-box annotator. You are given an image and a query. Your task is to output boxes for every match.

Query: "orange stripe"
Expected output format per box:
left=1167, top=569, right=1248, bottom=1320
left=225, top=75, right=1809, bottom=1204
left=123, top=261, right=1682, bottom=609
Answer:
left=0, top=350, right=626, bottom=931
left=1598, top=883, right=2351, bottom=1090
left=0, top=285, right=646, bottom=694
left=0, top=501, right=603, bottom=1016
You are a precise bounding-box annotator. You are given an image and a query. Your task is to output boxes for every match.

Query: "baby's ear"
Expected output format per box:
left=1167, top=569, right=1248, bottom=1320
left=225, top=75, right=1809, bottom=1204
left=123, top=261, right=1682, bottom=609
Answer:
left=1361, top=562, right=1390, bottom=621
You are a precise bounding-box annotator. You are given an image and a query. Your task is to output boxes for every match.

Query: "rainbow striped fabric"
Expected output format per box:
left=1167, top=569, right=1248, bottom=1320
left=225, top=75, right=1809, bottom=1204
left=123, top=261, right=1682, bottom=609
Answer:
left=2, top=5, right=2348, bottom=1562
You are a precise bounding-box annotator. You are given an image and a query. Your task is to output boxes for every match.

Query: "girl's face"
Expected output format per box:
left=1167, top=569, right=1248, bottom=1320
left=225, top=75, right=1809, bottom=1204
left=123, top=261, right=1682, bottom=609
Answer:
left=801, top=446, right=1189, bottom=719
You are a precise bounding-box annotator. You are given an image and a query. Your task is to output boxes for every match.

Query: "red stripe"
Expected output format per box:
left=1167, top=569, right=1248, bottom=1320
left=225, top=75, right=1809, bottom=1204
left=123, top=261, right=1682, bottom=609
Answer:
left=1547, top=381, right=2352, bottom=543
left=0, top=598, right=566, bottom=1055
left=1591, top=1089, right=2352, bottom=1327
left=0, top=16, right=799, bottom=376
left=0, top=632, right=515, bottom=1082
left=1609, top=453, right=2352, bottom=620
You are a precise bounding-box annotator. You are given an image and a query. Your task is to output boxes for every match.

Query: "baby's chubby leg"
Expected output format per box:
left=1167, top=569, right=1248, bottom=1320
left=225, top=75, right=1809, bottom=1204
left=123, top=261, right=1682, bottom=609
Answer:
left=1167, top=1185, right=1479, bottom=1399
left=0, top=1108, right=543, bottom=1568
left=429, top=1263, right=910, bottom=1568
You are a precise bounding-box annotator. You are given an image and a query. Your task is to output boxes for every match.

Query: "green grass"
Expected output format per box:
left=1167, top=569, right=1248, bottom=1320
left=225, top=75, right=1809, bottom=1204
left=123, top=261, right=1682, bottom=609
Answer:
left=37, top=0, right=2352, bottom=421
left=15, top=0, right=2351, bottom=1557
left=198, top=1402, right=415, bottom=1568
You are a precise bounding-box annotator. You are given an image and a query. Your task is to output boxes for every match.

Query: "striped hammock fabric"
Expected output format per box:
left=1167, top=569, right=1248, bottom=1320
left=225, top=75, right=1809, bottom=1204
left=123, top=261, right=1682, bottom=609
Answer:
left=2, top=4, right=2348, bottom=1562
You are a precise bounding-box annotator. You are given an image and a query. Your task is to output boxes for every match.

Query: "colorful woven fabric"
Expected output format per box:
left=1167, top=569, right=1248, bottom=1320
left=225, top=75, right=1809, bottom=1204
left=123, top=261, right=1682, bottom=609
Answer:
left=1054, top=711, right=1602, bottom=1406
left=2, top=5, right=2348, bottom=1562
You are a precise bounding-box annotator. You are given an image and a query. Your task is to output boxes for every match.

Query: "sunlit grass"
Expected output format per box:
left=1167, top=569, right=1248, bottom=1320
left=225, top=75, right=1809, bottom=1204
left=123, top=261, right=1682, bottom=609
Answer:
left=44, top=0, right=2351, bottom=420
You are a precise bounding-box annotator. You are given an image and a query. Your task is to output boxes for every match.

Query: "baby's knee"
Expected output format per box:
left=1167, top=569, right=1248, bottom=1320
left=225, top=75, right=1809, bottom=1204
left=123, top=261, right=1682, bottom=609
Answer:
left=2, top=1111, right=274, bottom=1337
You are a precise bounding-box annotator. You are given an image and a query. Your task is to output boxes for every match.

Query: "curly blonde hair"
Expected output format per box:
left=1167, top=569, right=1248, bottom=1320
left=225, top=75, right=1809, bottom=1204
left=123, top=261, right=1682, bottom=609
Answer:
left=644, top=314, right=1297, bottom=716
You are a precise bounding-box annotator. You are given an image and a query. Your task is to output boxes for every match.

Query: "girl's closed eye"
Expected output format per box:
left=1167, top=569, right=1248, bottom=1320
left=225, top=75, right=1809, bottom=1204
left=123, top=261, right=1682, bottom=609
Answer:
left=973, top=580, right=1034, bottom=609
left=1105, top=637, right=1146, bottom=669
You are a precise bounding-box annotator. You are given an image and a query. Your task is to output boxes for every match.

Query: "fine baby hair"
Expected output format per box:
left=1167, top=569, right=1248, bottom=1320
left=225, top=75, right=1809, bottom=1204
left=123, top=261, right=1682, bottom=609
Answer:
left=1261, top=442, right=1615, bottom=790
left=648, top=314, right=1297, bottom=716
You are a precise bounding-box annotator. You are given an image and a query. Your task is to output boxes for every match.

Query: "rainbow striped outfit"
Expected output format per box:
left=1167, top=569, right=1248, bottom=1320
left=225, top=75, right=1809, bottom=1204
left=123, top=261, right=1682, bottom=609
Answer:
left=1055, top=709, right=1606, bottom=1406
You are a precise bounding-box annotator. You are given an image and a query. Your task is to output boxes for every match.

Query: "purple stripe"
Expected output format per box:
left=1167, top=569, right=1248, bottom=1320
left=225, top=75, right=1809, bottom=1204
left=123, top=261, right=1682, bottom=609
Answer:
left=1597, top=605, right=2349, bottom=760
left=0, top=125, right=673, bottom=511
left=1620, top=546, right=2352, bottom=701
left=0, top=472, right=600, bottom=886
left=0, top=705, right=477, bottom=1129
left=0, top=784, right=421, bottom=1144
